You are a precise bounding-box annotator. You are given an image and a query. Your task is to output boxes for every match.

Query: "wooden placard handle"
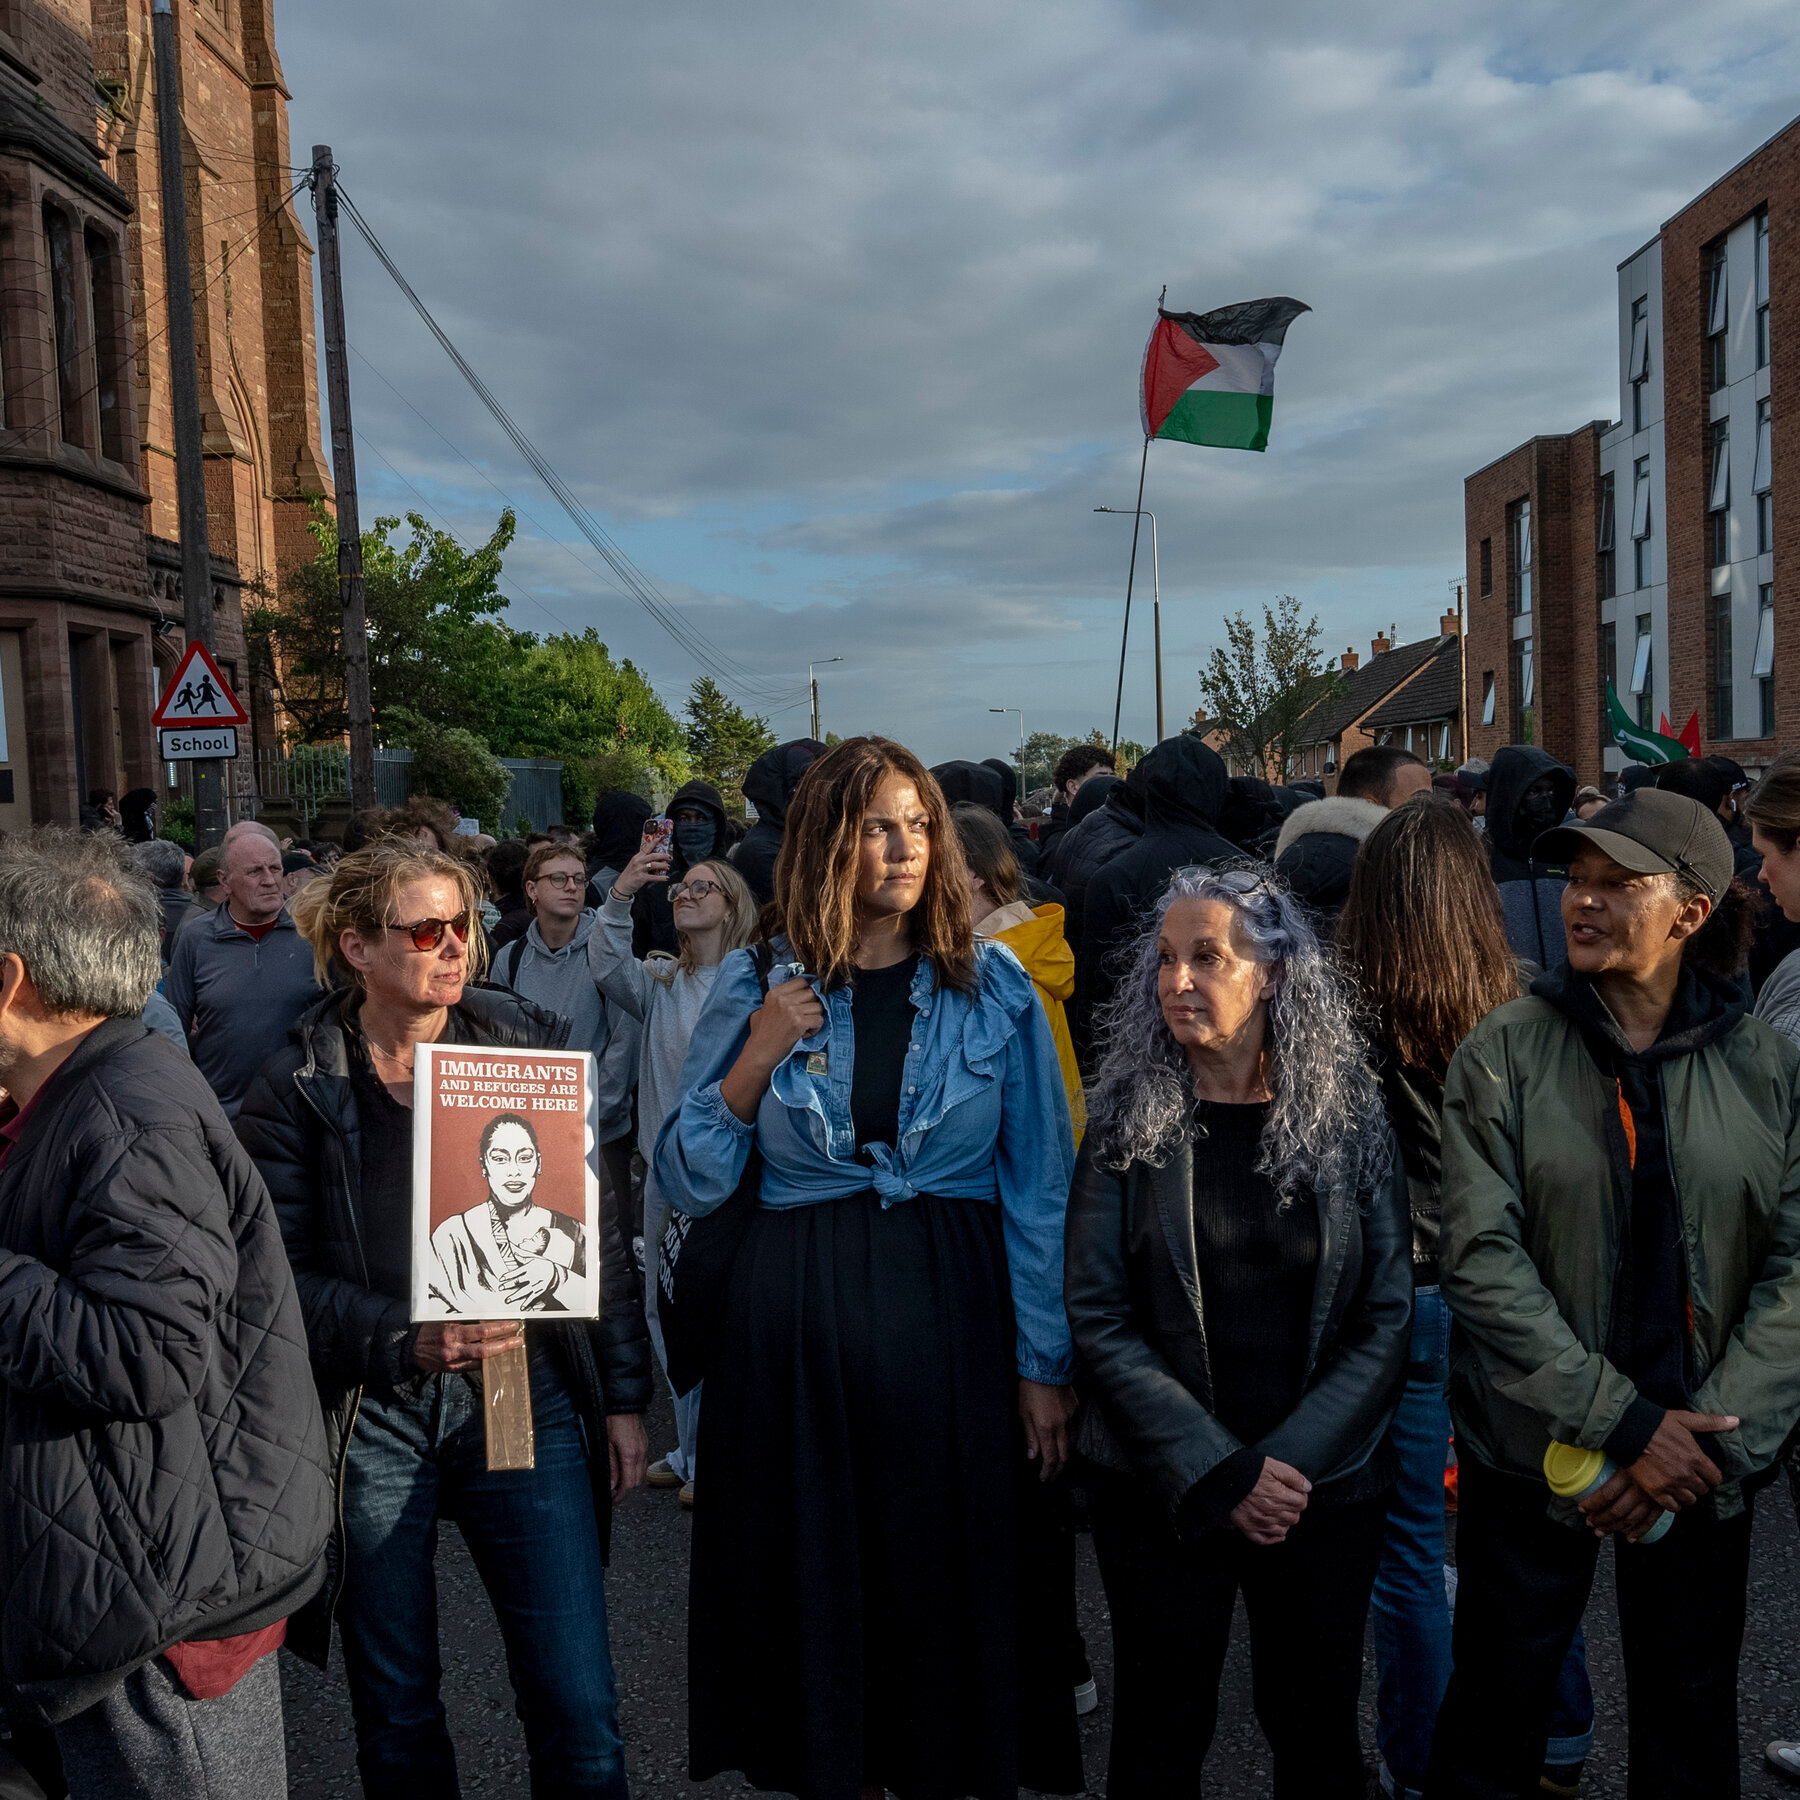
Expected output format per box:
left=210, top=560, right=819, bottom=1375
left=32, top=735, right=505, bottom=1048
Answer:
left=483, top=1339, right=535, bottom=1470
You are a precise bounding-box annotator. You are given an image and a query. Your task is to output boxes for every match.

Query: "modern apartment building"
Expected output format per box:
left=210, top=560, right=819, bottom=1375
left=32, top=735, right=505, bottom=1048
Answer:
left=1465, top=113, right=1796, bottom=781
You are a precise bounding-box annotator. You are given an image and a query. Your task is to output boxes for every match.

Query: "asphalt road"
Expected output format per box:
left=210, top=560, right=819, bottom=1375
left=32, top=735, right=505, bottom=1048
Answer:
left=284, top=1388, right=1800, bottom=1798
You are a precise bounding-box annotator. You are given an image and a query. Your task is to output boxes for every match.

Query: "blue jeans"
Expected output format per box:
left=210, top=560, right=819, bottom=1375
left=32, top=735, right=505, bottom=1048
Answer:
left=1372, top=1285, right=1456, bottom=1793
left=338, top=1345, right=628, bottom=1800
left=1372, top=1289, right=1594, bottom=1792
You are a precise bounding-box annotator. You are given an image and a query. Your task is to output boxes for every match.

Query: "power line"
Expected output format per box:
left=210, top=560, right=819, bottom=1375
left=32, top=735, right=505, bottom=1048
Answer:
left=330, top=178, right=803, bottom=712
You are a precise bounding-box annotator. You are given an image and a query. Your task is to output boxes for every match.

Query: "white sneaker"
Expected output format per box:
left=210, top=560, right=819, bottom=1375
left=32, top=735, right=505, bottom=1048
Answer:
left=631, top=1234, right=646, bottom=1274
left=1767, top=1741, right=1800, bottom=1785
left=1073, top=1678, right=1098, bottom=1716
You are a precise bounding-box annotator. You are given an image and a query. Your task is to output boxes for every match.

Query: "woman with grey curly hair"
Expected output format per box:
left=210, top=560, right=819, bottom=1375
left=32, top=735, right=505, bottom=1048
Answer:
left=1065, top=864, right=1411, bottom=1798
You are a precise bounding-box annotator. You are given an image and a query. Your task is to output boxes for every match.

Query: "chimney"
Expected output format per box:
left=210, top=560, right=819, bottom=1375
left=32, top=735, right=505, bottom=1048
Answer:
left=1440, top=609, right=1461, bottom=637
left=1341, top=646, right=1360, bottom=672
left=1371, top=632, right=1391, bottom=659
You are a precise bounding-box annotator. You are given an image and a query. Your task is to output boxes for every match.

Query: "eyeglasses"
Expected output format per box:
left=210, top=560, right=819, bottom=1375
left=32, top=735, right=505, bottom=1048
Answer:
left=387, top=910, right=473, bottom=951
left=533, top=871, right=586, bottom=889
left=669, top=878, right=723, bottom=902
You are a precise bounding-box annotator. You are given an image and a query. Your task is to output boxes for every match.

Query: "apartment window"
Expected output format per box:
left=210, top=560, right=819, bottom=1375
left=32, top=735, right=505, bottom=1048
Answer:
left=1511, top=636, right=1535, bottom=744
left=1713, top=592, right=1734, bottom=739
left=1756, top=396, right=1773, bottom=554
left=1629, top=295, right=1651, bottom=432
left=1757, top=584, right=1775, bottom=737
left=1600, top=619, right=1617, bottom=747
left=1480, top=670, right=1495, bottom=728
left=1597, top=470, right=1617, bottom=599
left=44, top=205, right=86, bottom=451
left=1508, top=498, right=1532, bottom=616
left=1631, top=614, right=1654, bottom=731
left=1631, top=456, right=1652, bottom=588
left=1757, top=209, right=1771, bottom=371
left=1706, top=242, right=1729, bottom=395
left=1709, top=420, right=1731, bottom=569
left=1479, top=537, right=1492, bottom=597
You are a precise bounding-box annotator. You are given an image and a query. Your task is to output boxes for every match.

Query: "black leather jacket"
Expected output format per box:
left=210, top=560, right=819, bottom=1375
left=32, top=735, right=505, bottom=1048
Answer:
left=234, top=985, right=651, bottom=1665
left=1064, top=1126, right=1410, bottom=1530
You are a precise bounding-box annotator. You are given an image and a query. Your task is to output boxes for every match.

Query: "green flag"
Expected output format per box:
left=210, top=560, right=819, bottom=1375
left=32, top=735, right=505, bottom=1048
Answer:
left=1605, top=683, right=1688, bottom=765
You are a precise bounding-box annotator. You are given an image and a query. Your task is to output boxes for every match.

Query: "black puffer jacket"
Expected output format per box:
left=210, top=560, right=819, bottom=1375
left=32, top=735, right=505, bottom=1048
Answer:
left=933, top=760, right=1059, bottom=903
left=1075, top=737, right=1241, bottom=1058
left=732, top=739, right=824, bottom=907
left=1065, top=1124, right=1409, bottom=1531
left=234, top=986, right=651, bottom=1667
left=0, top=1020, right=331, bottom=1722
left=981, top=757, right=1043, bottom=876
left=632, top=778, right=729, bottom=958
left=1272, top=795, right=1389, bottom=937
left=1046, top=775, right=1145, bottom=953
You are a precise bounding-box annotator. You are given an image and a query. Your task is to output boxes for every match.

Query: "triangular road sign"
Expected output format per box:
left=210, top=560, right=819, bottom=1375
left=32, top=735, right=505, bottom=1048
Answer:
left=151, top=642, right=248, bottom=729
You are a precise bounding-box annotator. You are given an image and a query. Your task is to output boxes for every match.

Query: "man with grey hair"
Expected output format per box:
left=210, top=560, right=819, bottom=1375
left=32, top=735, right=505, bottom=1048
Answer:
left=130, top=837, right=190, bottom=962
left=165, top=827, right=317, bottom=1118
left=0, top=829, right=330, bottom=1799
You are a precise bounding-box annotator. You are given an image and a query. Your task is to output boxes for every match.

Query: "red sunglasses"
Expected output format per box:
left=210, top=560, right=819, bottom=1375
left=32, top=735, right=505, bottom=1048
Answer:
left=387, top=910, right=473, bottom=952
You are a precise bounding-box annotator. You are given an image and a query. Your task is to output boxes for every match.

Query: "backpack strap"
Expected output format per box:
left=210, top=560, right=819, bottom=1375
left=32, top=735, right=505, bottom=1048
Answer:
left=751, top=939, right=775, bottom=998
left=504, top=936, right=527, bottom=988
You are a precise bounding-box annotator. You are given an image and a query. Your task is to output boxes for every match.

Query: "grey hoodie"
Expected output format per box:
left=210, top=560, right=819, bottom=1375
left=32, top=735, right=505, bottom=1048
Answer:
left=492, top=909, right=640, bottom=1144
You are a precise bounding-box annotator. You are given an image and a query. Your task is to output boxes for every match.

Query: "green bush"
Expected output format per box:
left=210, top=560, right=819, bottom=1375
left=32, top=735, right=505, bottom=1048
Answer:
left=382, top=707, right=511, bottom=829
left=159, top=797, right=195, bottom=849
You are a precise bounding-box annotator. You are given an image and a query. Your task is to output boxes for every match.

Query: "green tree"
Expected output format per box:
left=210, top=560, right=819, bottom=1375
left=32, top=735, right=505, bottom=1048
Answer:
left=382, top=707, right=512, bottom=826
left=684, top=678, right=774, bottom=812
left=1194, top=595, right=1341, bottom=781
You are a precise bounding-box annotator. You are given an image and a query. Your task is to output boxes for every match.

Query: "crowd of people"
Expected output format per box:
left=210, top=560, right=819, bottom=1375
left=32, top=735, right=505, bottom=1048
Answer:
left=0, top=728, right=1797, bottom=1800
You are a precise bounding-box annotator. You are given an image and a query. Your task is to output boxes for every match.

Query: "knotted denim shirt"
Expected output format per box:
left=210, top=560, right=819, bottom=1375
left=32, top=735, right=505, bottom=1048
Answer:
left=653, top=937, right=1075, bottom=1384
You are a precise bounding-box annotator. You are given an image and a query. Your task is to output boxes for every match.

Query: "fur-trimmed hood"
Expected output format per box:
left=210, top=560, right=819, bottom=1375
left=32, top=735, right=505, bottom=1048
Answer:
left=1274, top=794, right=1388, bottom=860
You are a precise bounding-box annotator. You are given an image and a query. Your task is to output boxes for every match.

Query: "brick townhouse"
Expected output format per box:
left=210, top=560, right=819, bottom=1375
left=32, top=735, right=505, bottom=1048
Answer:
left=0, top=0, right=327, bottom=828
left=1465, top=112, right=1798, bottom=784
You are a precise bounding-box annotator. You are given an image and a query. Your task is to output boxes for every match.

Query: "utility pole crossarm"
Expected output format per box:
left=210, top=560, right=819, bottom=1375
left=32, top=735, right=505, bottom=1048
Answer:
left=312, top=146, right=377, bottom=813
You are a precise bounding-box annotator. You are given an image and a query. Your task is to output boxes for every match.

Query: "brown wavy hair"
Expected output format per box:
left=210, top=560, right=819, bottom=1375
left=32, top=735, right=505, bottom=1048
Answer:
left=1336, top=793, right=1521, bottom=1076
left=294, top=839, right=489, bottom=992
left=770, top=737, right=976, bottom=994
left=1746, top=747, right=1800, bottom=855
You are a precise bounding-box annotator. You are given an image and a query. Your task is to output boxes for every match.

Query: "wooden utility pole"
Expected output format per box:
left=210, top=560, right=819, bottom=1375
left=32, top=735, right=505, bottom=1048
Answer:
left=311, top=146, right=377, bottom=813
left=150, top=0, right=227, bottom=849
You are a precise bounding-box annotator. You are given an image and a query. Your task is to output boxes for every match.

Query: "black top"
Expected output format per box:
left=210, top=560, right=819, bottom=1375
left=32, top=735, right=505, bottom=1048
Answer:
left=1190, top=1100, right=1319, bottom=1448
left=347, top=1044, right=416, bottom=1305
left=1610, top=1055, right=1687, bottom=1422
left=850, top=954, right=919, bottom=1160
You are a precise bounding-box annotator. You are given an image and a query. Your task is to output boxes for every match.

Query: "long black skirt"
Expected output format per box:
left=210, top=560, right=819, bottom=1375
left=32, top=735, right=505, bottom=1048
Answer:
left=689, top=1189, right=1063, bottom=1800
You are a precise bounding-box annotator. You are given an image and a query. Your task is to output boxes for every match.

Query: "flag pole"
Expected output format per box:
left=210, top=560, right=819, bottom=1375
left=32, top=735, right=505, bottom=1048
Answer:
left=1111, top=435, right=1150, bottom=755
left=1112, top=286, right=1166, bottom=756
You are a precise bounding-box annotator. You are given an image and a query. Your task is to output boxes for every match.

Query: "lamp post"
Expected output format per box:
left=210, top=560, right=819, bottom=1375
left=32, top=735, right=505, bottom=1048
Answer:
left=1096, top=506, right=1162, bottom=741
left=808, top=658, right=842, bottom=742
left=989, top=706, right=1024, bottom=751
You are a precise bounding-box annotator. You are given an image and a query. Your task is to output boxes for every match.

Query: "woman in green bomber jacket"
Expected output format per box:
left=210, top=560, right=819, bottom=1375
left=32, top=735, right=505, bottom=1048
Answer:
left=1429, top=787, right=1800, bottom=1800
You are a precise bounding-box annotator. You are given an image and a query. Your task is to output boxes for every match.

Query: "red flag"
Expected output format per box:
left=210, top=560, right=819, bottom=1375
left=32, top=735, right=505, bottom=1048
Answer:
left=1677, top=711, right=1702, bottom=756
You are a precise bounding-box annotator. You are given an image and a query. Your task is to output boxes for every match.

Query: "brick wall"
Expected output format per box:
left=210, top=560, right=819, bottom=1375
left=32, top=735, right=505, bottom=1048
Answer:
left=1660, top=122, right=1800, bottom=759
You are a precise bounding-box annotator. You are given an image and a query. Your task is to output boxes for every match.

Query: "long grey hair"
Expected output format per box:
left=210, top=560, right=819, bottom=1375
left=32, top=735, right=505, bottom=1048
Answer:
left=1086, top=865, right=1390, bottom=1201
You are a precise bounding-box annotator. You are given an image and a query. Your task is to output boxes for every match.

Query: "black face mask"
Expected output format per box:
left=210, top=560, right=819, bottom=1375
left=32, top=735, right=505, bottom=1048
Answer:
left=1514, top=787, right=1565, bottom=843
left=673, top=820, right=715, bottom=864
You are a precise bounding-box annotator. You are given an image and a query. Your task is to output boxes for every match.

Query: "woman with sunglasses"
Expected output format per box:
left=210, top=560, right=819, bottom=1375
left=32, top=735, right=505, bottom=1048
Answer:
left=235, top=840, right=650, bottom=1798
left=1064, top=866, right=1409, bottom=1797
left=657, top=737, right=1077, bottom=1800
left=591, top=845, right=761, bottom=1504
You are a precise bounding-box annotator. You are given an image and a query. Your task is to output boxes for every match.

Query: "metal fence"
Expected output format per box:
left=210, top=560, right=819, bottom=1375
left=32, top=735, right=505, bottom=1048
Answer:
left=251, top=746, right=564, bottom=833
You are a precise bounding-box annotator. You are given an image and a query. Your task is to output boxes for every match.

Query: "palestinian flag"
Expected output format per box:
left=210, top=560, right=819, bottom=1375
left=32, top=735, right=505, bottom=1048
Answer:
left=1141, top=296, right=1311, bottom=451
left=1605, top=683, right=1688, bottom=765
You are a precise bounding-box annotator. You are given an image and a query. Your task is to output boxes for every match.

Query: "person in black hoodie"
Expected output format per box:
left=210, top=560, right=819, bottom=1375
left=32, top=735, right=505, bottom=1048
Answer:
left=1048, top=771, right=1146, bottom=971
left=982, top=755, right=1043, bottom=876
left=931, top=760, right=1062, bottom=905
left=1074, top=737, right=1238, bottom=1066
left=1483, top=745, right=1577, bottom=968
left=633, top=779, right=728, bottom=957
left=731, top=739, right=825, bottom=908
left=587, top=789, right=654, bottom=913
left=1038, top=746, right=1116, bottom=866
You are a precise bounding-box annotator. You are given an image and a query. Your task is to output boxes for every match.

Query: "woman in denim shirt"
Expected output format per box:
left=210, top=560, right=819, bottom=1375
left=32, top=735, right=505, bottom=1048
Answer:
left=656, top=737, right=1076, bottom=1800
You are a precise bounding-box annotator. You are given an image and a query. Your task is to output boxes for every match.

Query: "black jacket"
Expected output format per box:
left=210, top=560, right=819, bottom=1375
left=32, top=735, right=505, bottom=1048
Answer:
left=1046, top=775, right=1145, bottom=954
left=981, top=757, right=1043, bottom=876
left=233, top=986, right=651, bottom=1667
left=731, top=739, right=824, bottom=907
left=1075, top=737, right=1241, bottom=1057
left=1376, top=1056, right=1448, bottom=1285
left=1271, top=795, right=1389, bottom=937
left=933, top=759, right=1057, bottom=901
left=1484, top=744, right=1575, bottom=886
left=0, top=1021, right=332, bottom=1722
left=632, top=778, right=729, bottom=958
left=1065, top=1125, right=1409, bottom=1532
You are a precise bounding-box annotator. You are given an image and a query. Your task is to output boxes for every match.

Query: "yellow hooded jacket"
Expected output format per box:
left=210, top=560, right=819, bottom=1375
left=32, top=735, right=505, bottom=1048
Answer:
left=975, top=900, right=1085, bottom=1141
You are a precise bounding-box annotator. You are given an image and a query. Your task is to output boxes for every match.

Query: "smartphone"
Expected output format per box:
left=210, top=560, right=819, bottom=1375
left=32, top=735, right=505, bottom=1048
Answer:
left=641, top=816, right=673, bottom=858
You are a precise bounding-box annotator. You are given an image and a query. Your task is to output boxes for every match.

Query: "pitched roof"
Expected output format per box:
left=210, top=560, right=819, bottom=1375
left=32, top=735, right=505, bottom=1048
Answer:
left=1291, top=633, right=1450, bottom=746
left=1360, top=638, right=1462, bottom=730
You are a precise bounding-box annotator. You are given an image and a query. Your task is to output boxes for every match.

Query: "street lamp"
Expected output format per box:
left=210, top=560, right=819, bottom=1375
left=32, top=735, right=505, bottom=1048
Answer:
left=808, top=658, right=842, bottom=742
left=989, top=706, right=1024, bottom=755
left=1096, top=506, right=1162, bottom=742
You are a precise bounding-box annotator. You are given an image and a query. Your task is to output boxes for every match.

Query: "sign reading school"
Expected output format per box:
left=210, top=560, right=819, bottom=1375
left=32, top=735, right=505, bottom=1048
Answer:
left=151, top=642, right=249, bottom=761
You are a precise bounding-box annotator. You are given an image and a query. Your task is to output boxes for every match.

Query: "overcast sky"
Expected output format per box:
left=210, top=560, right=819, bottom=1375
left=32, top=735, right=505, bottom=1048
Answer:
left=278, top=1, right=1800, bottom=766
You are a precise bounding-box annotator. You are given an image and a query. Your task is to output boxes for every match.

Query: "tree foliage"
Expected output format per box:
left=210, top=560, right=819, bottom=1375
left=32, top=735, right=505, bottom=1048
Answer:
left=1194, top=596, right=1341, bottom=782
left=382, top=707, right=512, bottom=826
left=1011, top=727, right=1115, bottom=792
left=683, top=678, right=774, bottom=812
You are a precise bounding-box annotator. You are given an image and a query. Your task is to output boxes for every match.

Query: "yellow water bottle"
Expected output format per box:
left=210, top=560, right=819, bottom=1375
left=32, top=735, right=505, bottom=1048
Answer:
left=1542, top=1442, right=1672, bottom=1543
